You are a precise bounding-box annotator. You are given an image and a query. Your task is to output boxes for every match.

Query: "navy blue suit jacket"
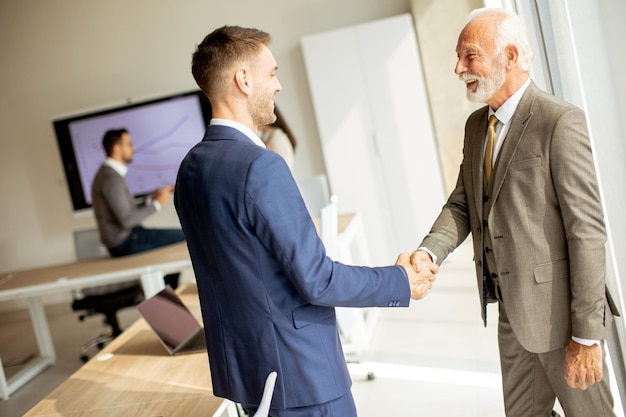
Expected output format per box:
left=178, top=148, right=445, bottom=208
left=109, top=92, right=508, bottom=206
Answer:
left=175, top=124, right=410, bottom=409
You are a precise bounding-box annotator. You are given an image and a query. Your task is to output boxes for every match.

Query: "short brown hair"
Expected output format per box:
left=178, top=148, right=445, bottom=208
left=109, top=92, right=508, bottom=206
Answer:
left=102, top=128, right=128, bottom=157
left=191, top=26, right=271, bottom=99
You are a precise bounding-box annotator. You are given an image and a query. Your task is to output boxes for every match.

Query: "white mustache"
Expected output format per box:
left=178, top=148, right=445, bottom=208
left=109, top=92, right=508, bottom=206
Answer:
left=459, top=73, right=480, bottom=84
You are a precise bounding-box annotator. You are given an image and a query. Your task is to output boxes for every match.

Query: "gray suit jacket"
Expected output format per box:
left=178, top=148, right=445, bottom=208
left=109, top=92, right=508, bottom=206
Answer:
left=91, top=164, right=155, bottom=248
left=420, top=81, right=619, bottom=353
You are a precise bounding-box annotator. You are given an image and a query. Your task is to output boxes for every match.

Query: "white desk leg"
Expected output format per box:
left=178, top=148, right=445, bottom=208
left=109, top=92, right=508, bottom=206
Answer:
left=0, top=297, right=56, bottom=400
left=140, top=268, right=166, bottom=299
left=0, top=356, right=9, bottom=400
left=28, top=296, right=56, bottom=362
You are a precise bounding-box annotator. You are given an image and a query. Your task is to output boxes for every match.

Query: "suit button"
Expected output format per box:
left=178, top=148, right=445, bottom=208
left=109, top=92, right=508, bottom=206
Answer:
left=491, top=272, right=498, bottom=279
left=483, top=195, right=489, bottom=202
left=485, top=247, right=491, bottom=253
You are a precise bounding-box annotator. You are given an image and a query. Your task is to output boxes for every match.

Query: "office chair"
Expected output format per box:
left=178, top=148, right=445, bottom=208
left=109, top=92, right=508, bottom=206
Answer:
left=296, top=174, right=331, bottom=219
left=71, top=229, right=145, bottom=362
left=71, top=282, right=144, bottom=361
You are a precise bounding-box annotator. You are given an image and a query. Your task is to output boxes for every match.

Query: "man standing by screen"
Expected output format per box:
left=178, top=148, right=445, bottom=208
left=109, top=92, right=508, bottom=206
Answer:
left=91, top=128, right=185, bottom=288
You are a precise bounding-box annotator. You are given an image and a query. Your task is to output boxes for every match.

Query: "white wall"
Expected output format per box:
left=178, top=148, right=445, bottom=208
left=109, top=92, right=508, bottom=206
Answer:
left=0, top=0, right=413, bottom=273
left=302, top=14, right=445, bottom=266
left=410, top=0, right=483, bottom=193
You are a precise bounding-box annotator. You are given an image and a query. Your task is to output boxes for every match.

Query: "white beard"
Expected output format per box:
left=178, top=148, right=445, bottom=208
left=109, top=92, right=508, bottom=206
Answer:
left=460, top=62, right=506, bottom=103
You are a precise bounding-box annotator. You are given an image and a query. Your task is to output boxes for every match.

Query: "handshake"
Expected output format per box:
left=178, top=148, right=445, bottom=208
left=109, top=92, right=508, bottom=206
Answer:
left=396, top=250, right=438, bottom=300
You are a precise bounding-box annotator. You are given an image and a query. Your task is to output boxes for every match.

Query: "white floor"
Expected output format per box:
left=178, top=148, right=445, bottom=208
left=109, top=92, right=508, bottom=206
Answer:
left=0, top=243, right=623, bottom=417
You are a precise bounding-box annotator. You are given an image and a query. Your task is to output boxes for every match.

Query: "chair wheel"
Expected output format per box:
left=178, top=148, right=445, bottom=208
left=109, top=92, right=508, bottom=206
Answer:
left=366, top=372, right=375, bottom=381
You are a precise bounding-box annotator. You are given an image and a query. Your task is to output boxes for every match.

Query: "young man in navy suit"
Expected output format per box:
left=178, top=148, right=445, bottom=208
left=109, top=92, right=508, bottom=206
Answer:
left=175, top=26, right=438, bottom=416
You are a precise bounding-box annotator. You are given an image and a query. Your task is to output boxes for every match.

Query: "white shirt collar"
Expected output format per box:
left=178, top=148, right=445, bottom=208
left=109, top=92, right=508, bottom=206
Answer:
left=210, top=118, right=266, bottom=148
left=104, top=157, right=128, bottom=177
left=489, top=77, right=531, bottom=124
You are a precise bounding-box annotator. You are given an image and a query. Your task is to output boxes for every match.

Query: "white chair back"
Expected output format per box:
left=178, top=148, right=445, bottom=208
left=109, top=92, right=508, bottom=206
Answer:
left=296, top=174, right=331, bottom=218
left=252, top=371, right=278, bottom=417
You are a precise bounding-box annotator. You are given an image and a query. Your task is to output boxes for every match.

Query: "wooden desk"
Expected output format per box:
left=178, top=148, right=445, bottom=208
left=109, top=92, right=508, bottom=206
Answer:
left=0, top=242, right=191, bottom=400
left=5, top=213, right=367, bottom=406
left=23, top=284, right=231, bottom=417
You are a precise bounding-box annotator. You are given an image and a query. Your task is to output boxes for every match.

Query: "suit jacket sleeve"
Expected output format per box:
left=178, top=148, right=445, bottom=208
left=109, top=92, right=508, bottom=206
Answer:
left=244, top=151, right=411, bottom=307
left=551, top=107, right=609, bottom=338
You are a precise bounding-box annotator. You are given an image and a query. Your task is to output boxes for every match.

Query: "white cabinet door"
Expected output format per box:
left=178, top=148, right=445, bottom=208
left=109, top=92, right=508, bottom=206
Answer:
left=302, top=14, right=445, bottom=265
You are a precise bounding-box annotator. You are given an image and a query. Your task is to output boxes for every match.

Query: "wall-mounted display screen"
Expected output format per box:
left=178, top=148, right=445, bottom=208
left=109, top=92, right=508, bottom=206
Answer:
left=53, top=90, right=211, bottom=212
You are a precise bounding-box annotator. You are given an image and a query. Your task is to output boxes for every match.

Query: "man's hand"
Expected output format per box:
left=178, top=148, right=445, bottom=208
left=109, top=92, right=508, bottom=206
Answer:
left=564, top=340, right=603, bottom=390
left=396, top=252, right=437, bottom=300
left=153, top=184, right=174, bottom=206
left=410, top=249, right=435, bottom=272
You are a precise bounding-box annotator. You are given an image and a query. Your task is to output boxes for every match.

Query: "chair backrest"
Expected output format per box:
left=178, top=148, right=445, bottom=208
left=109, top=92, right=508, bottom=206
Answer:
left=72, top=228, right=138, bottom=297
left=319, top=195, right=339, bottom=259
left=253, top=371, right=277, bottom=417
left=73, top=228, right=109, bottom=260
left=296, top=174, right=331, bottom=218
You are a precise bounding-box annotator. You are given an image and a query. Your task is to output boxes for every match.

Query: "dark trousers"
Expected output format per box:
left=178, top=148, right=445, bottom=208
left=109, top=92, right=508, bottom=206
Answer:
left=109, top=226, right=185, bottom=288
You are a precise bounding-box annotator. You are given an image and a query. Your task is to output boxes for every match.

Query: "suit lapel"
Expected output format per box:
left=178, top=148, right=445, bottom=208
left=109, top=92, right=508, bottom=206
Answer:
left=487, top=83, right=537, bottom=213
left=471, top=107, right=489, bottom=219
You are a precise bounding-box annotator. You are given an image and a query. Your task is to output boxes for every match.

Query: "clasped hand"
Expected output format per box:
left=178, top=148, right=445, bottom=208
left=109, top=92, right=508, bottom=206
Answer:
left=395, top=249, right=439, bottom=300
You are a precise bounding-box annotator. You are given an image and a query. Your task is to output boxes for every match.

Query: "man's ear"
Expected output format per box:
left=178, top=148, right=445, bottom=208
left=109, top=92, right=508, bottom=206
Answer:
left=504, top=45, right=519, bottom=69
left=110, top=142, right=121, bottom=158
left=234, top=67, right=252, bottom=95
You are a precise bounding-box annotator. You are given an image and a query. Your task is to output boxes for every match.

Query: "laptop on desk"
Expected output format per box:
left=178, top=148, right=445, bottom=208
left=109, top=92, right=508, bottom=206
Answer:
left=137, top=285, right=207, bottom=355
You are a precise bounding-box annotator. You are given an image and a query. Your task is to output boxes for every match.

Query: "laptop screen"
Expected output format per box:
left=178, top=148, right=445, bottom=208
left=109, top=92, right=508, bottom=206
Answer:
left=137, top=286, right=202, bottom=354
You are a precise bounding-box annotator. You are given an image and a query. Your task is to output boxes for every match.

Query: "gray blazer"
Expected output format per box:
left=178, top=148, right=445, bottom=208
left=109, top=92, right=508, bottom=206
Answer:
left=91, top=165, right=155, bottom=248
left=420, top=81, right=619, bottom=353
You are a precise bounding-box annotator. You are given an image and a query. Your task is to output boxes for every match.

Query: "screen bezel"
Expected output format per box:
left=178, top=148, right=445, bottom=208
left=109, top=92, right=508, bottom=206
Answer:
left=53, top=90, right=212, bottom=212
